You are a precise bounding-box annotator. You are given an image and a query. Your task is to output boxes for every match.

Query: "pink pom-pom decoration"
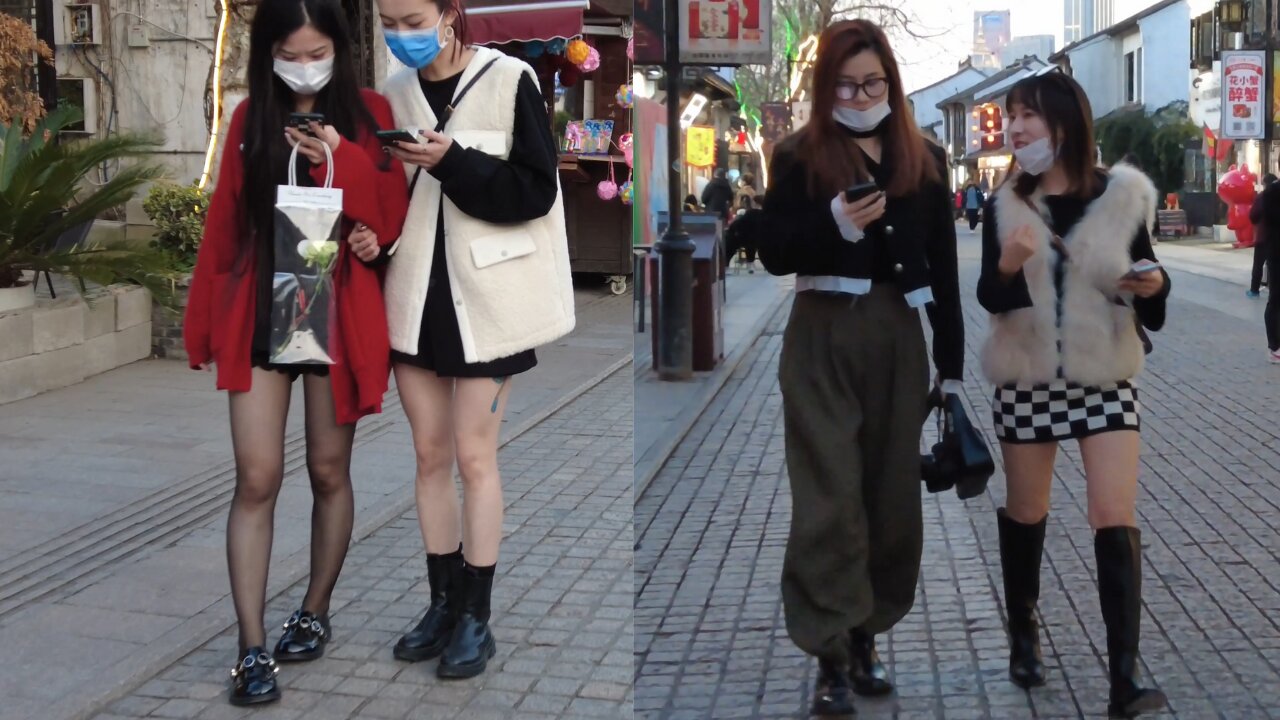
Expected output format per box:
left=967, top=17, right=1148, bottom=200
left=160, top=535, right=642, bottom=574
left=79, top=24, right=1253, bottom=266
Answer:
left=597, top=180, right=618, bottom=200
left=627, top=36, right=634, bottom=61
left=580, top=46, right=601, bottom=72
left=619, top=132, right=634, bottom=167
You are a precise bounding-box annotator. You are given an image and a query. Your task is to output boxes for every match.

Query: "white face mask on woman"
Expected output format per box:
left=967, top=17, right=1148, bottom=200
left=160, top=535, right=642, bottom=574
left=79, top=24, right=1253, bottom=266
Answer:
left=273, top=56, right=335, bottom=95
left=832, top=102, right=891, bottom=133
left=1013, top=136, right=1057, bottom=176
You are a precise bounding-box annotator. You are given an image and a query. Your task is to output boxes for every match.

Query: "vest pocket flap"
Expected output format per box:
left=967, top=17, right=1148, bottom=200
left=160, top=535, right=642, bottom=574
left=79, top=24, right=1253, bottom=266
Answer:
left=470, top=231, right=537, bottom=269
left=452, top=130, right=509, bottom=157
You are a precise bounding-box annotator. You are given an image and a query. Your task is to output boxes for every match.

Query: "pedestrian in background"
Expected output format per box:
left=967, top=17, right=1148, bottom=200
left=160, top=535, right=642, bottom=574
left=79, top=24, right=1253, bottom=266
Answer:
left=755, top=18, right=964, bottom=717
left=1249, top=172, right=1280, bottom=361
left=701, top=168, right=735, bottom=221
left=963, top=177, right=985, bottom=232
left=977, top=69, right=1169, bottom=718
left=352, top=0, right=576, bottom=680
left=1248, top=173, right=1275, bottom=300
left=183, top=0, right=408, bottom=705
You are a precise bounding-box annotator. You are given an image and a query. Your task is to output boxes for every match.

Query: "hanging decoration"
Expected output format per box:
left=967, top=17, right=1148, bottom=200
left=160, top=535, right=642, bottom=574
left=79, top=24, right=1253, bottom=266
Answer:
left=547, top=38, right=567, bottom=55
left=619, top=178, right=633, bottom=205
left=686, top=126, right=716, bottom=168
left=566, top=38, right=590, bottom=66
left=627, top=36, right=634, bottom=61
left=559, top=64, right=581, bottom=87
left=597, top=160, right=619, bottom=200
left=526, top=40, right=546, bottom=58
left=581, top=46, right=601, bottom=72
left=619, top=132, right=634, bottom=167
left=615, top=84, right=633, bottom=109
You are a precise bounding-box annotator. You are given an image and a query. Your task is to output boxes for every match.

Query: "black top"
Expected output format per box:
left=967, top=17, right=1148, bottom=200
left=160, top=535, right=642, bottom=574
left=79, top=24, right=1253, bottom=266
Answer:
left=755, top=134, right=964, bottom=382
left=1251, top=182, right=1280, bottom=264
left=976, top=173, right=1170, bottom=332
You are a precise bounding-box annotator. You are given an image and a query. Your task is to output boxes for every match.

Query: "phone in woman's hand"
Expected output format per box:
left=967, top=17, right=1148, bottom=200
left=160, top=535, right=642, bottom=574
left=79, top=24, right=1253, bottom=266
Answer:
left=1122, top=259, right=1162, bottom=279
left=844, top=181, right=880, bottom=204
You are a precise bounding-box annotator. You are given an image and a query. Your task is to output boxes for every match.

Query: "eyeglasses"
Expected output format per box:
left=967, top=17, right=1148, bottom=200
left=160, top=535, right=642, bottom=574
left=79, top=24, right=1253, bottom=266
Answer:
left=835, top=77, right=888, bottom=101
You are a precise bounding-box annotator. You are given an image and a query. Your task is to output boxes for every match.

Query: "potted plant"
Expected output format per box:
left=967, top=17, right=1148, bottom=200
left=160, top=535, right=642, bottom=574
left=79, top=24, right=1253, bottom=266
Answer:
left=143, top=181, right=207, bottom=273
left=0, top=106, right=177, bottom=313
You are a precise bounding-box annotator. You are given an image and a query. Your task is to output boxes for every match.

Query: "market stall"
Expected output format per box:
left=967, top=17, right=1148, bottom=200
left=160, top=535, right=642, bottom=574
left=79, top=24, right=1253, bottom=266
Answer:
left=468, top=0, right=635, bottom=295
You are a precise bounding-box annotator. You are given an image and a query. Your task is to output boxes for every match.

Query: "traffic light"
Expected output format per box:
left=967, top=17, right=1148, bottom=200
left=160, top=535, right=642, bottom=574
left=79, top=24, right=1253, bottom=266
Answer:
left=980, top=104, right=1004, bottom=151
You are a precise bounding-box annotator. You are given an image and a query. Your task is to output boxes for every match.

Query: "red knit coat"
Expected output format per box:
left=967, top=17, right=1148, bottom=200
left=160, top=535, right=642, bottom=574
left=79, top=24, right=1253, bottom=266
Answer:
left=184, top=89, right=409, bottom=424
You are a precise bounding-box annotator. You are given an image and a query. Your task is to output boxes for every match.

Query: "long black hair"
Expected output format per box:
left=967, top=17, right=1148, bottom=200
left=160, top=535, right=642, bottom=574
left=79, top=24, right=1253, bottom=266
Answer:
left=1004, top=71, right=1101, bottom=199
left=241, top=0, right=378, bottom=247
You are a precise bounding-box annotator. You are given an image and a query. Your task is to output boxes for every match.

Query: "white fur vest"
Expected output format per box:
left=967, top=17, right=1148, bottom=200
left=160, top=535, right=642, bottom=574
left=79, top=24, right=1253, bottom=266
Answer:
left=980, top=164, right=1157, bottom=386
left=381, top=46, right=576, bottom=363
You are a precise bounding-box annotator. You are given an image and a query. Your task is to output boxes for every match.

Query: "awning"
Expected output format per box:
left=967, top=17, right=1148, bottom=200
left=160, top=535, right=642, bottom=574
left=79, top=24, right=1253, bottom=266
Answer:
left=466, top=0, right=589, bottom=45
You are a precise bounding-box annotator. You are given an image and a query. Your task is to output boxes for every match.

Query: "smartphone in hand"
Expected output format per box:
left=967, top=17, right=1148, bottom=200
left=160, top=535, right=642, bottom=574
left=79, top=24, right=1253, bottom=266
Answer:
left=1122, top=259, right=1162, bottom=280
left=375, top=129, right=421, bottom=145
left=844, top=181, right=880, bottom=204
left=287, top=112, right=326, bottom=136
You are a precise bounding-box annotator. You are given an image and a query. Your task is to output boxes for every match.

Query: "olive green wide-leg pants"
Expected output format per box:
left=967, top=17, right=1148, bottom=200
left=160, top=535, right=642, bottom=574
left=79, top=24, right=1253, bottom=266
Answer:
left=777, top=286, right=931, bottom=662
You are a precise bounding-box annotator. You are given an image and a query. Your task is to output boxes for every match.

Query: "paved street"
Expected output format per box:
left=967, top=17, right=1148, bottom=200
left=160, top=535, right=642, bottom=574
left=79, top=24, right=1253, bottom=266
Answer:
left=635, top=227, right=1280, bottom=720
left=0, top=289, right=631, bottom=720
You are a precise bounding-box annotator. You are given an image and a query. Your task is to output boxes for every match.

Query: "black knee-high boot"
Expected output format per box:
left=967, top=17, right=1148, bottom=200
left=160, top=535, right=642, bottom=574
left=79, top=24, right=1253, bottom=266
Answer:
left=1095, top=527, right=1166, bottom=718
left=997, top=508, right=1047, bottom=689
left=394, top=546, right=463, bottom=662
left=437, top=562, right=496, bottom=679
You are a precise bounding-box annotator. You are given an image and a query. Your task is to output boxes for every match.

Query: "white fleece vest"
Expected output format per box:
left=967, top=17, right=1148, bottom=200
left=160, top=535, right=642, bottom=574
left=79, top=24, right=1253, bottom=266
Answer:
left=981, top=163, right=1157, bottom=386
left=381, top=47, right=576, bottom=363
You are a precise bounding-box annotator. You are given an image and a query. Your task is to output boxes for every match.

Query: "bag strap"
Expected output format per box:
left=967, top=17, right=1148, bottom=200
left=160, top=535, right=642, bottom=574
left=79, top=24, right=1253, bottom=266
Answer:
left=407, top=57, right=503, bottom=196
left=1018, top=193, right=1069, bottom=259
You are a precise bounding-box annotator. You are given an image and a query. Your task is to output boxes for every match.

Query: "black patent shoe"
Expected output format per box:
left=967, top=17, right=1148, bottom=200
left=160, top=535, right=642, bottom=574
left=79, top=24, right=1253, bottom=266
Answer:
left=848, top=630, right=893, bottom=697
left=437, top=567, right=496, bottom=679
left=811, top=658, right=856, bottom=717
left=229, top=647, right=279, bottom=706
left=274, top=610, right=331, bottom=662
left=394, top=552, right=462, bottom=662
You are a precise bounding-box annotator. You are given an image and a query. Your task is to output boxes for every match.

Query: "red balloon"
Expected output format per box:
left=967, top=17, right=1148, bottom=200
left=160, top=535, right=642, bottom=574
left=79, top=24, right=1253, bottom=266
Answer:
left=560, top=66, right=580, bottom=87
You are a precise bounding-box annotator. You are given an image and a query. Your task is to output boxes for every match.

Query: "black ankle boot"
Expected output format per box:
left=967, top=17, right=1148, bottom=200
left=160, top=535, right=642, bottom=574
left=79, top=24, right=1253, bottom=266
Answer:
left=437, top=563, right=496, bottom=679
left=274, top=610, right=331, bottom=662
left=847, top=629, right=892, bottom=697
left=394, top=548, right=463, bottom=662
left=229, top=646, right=279, bottom=706
left=1096, top=527, right=1167, bottom=718
left=811, top=657, right=856, bottom=717
left=998, top=507, right=1047, bottom=689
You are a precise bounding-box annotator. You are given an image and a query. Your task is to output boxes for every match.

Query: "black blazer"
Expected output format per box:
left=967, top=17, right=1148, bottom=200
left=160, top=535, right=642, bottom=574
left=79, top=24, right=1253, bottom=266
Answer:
left=754, top=135, right=964, bottom=382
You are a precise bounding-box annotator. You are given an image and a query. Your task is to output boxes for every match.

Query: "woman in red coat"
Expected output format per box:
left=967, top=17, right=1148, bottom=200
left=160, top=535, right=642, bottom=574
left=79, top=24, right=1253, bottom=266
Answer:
left=182, top=0, right=407, bottom=706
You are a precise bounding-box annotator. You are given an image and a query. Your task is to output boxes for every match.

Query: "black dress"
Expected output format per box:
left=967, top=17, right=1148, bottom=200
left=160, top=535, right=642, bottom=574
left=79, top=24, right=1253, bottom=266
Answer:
left=977, top=175, right=1171, bottom=444
left=250, top=152, right=330, bottom=380
left=389, top=71, right=558, bottom=378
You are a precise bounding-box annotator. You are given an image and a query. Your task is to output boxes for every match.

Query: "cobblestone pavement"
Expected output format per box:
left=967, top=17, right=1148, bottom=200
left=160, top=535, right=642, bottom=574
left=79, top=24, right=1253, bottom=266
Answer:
left=90, top=366, right=632, bottom=720
left=635, top=231, right=1280, bottom=720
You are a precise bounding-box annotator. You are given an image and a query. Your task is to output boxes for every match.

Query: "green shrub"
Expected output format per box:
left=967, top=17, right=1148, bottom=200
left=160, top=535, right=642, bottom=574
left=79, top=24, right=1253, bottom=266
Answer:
left=143, top=182, right=207, bottom=271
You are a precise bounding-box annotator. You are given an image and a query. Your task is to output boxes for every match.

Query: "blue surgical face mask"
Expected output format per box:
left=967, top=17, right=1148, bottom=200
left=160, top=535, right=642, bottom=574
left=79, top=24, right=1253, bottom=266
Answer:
left=383, top=17, right=449, bottom=69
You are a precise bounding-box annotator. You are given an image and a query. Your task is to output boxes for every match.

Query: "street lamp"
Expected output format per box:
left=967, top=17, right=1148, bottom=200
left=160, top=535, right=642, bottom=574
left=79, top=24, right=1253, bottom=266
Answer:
left=653, top=0, right=695, bottom=380
left=1220, top=0, right=1244, bottom=24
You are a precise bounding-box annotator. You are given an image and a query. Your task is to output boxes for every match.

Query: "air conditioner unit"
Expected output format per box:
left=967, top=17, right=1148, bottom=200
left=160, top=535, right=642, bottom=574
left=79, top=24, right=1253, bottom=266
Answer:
left=55, top=77, right=99, bottom=134
left=53, top=3, right=103, bottom=46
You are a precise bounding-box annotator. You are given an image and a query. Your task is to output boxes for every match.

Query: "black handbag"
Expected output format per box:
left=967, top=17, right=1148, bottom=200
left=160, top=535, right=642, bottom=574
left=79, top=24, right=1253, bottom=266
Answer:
left=920, top=388, right=995, bottom=500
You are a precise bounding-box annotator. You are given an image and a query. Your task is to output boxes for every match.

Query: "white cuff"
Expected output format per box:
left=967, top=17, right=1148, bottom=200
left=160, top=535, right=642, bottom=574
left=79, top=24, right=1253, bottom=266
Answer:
left=830, top=195, right=865, bottom=243
left=940, top=379, right=964, bottom=396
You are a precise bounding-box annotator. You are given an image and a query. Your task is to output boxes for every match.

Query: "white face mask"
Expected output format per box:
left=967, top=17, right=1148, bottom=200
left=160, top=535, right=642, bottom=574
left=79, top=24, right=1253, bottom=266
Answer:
left=832, top=102, right=891, bottom=132
left=273, top=56, right=335, bottom=95
left=1013, top=136, right=1057, bottom=176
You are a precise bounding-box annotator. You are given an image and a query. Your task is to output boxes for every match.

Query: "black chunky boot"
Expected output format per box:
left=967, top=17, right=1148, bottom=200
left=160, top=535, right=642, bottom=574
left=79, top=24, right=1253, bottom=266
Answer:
left=437, top=563, right=496, bottom=679
left=847, top=629, right=892, bottom=697
left=229, top=646, right=279, bottom=706
left=394, top=548, right=463, bottom=662
left=274, top=609, right=331, bottom=662
left=1096, top=527, right=1167, bottom=718
left=997, top=507, right=1047, bottom=689
left=810, top=657, right=856, bottom=717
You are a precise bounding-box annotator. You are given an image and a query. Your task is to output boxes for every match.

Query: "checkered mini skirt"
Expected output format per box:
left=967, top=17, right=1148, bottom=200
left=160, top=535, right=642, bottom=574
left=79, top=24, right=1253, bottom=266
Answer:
left=992, top=379, right=1141, bottom=444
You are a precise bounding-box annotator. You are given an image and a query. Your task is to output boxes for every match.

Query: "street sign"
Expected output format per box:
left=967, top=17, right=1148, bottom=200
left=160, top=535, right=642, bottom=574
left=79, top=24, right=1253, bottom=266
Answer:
left=678, top=0, right=772, bottom=66
left=1221, top=50, right=1266, bottom=140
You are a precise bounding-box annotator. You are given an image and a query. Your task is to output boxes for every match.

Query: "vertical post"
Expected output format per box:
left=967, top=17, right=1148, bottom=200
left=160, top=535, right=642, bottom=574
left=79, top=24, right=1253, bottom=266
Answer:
left=654, top=0, right=694, bottom=380
left=35, top=0, right=57, bottom=113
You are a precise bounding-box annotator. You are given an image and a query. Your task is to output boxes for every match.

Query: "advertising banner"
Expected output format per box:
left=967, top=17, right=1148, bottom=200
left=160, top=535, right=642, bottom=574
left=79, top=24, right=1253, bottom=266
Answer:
left=1221, top=50, right=1266, bottom=140
left=678, top=0, right=772, bottom=66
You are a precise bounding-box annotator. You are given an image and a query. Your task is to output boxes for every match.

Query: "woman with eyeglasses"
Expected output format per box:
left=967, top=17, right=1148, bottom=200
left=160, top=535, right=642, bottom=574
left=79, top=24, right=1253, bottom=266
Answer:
left=977, top=70, right=1168, bottom=718
left=754, top=19, right=963, bottom=717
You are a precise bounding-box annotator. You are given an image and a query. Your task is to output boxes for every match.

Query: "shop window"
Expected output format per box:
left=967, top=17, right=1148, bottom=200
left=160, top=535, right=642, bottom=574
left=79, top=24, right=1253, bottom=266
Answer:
left=1125, top=50, right=1142, bottom=105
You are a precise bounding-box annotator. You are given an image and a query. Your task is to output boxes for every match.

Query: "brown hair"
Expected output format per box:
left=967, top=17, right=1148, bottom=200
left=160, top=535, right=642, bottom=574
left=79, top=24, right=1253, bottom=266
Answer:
left=1004, top=71, right=1101, bottom=198
left=433, top=0, right=469, bottom=58
left=794, top=19, right=939, bottom=198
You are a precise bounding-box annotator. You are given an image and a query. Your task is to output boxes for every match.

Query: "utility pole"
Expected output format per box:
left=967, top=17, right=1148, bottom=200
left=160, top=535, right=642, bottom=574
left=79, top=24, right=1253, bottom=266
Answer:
left=654, top=0, right=694, bottom=380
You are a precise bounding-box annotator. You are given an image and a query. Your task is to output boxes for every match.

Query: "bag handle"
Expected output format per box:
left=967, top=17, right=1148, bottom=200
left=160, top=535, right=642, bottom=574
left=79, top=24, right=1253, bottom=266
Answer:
left=1017, top=193, right=1069, bottom=259
left=407, top=57, right=503, bottom=196
left=287, top=140, right=335, bottom=189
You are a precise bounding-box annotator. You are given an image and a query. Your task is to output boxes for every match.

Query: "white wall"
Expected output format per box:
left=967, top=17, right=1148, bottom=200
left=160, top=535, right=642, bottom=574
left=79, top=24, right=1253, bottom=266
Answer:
left=908, top=67, right=989, bottom=141
left=1138, top=1, right=1191, bottom=111
left=1067, top=35, right=1123, bottom=116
